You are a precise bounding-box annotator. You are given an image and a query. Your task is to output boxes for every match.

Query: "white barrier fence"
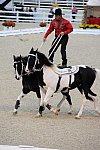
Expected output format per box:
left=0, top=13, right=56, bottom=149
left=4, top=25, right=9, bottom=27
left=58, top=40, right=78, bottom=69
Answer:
left=0, top=145, right=58, bottom=150
left=0, top=27, right=100, bottom=37
left=0, top=9, right=83, bottom=23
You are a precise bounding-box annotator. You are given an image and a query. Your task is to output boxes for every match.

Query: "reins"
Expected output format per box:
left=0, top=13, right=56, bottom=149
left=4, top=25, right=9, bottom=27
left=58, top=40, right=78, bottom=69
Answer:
left=27, top=35, right=72, bottom=93
left=48, top=34, right=62, bottom=59
left=37, top=34, right=62, bottom=59
left=28, top=34, right=62, bottom=72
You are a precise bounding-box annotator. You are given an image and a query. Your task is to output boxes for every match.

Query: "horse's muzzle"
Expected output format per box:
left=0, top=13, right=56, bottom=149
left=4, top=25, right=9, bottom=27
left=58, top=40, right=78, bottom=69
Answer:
left=25, top=68, right=34, bottom=74
left=15, top=75, right=20, bottom=80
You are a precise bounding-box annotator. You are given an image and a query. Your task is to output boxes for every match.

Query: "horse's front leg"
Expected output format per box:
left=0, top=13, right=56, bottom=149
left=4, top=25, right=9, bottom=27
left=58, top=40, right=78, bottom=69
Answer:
left=35, top=87, right=41, bottom=107
left=35, top=87, right=46, bottom=118
left=56, top=93, right=72, bottom=114
left=56, top=95, right=66, bottom=112
left=13, top=91, right=25, bottom=115
left=43, top=87, right=59, bottom=115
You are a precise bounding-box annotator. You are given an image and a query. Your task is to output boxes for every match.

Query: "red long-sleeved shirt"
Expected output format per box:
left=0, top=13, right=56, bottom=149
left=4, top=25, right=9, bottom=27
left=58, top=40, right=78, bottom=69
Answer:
left=44, top=17, right=73, bottom=38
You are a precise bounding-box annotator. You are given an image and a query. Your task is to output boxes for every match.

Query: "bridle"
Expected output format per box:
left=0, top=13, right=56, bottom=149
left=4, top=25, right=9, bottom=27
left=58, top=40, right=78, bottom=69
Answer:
left=28, top=53, right=44, bottom=72
left=14, top=60, right=28, bottom=77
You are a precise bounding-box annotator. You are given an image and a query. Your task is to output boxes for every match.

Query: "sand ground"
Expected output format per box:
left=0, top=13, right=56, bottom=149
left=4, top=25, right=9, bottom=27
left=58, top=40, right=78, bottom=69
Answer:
left=0, top=22, right=100, bottom=150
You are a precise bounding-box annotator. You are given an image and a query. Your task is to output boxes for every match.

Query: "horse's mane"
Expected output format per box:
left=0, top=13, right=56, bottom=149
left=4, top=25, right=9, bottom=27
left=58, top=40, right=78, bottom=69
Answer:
left=22, top=56, right=28, bottom=66
left=37, top=51, right=53, bottom=67
left=14, top=55, right=28, bottom=67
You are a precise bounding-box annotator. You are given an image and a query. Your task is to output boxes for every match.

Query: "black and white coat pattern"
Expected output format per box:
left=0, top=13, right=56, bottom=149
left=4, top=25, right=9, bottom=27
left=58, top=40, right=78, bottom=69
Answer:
left=13, top=55, right=41, bottom=114
left=26, top=48, right=100, bottom=119
left=13, top=55, right=72, bottom=116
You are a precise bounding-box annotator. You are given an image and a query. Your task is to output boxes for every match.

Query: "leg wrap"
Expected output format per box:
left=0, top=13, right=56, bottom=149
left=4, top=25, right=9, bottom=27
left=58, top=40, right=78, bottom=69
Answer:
left=46, top=104, right=52, bottom=110
left=15, top=100, right=20, bottom=109
left=39, top=106, right=45, bottom=115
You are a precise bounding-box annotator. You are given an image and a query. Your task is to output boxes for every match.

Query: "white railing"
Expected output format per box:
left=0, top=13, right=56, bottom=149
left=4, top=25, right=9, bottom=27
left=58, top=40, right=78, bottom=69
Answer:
left=1, top=28, right=100, bottom=37
left=0, top=9, right=83, bottom=23
left=13, top=0, right=88, bottom=10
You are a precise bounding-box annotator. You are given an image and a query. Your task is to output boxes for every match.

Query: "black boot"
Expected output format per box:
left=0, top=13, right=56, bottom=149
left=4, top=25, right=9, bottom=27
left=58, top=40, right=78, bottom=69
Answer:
left=62, top=59, right=67, bottom=67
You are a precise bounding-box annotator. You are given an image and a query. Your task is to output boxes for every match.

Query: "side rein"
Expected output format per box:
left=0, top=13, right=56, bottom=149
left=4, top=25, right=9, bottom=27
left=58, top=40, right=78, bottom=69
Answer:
left=26, top=53, right=44, bottom=72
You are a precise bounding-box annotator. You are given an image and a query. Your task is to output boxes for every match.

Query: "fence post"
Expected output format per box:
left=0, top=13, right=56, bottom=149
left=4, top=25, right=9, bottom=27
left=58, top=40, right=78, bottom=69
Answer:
left=43, top=12, right=45, bottom=22
left=70, top=13, right=72, bottom=22
left=16, top=11, right=19, bottom=23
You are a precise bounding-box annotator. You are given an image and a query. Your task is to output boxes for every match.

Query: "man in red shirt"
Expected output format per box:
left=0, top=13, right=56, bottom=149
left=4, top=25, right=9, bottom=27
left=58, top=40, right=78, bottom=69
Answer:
left=43, top=8, right=73, bottom=67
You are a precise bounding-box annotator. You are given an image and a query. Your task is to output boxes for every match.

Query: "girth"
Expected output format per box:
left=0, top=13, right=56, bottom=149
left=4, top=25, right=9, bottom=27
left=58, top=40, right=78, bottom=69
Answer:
left=54, top=75, right=72, bottom=93
left=54, top=76, right=62, bottom=93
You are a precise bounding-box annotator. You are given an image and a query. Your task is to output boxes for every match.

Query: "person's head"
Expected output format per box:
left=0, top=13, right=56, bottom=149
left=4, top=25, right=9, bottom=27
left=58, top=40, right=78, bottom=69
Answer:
left=34, top=7, right=37, bottom=12
left=55, top=8, right=62, bottom=20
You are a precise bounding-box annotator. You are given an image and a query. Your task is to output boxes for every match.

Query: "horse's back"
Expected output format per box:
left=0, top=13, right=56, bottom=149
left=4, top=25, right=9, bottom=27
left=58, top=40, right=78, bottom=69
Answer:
left=79, top=66, right=96, bottom=87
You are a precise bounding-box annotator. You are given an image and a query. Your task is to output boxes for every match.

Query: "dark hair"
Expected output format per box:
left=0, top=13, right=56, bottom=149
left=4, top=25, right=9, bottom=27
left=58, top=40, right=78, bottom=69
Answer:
left=55, top=8, right=62, bottom=16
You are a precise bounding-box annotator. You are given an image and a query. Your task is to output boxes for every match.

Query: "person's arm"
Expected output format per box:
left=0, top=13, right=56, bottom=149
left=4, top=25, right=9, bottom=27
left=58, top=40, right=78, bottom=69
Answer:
left=43, top=21, right=54, bottom=40
left=64, top=20, right=73, bottom=35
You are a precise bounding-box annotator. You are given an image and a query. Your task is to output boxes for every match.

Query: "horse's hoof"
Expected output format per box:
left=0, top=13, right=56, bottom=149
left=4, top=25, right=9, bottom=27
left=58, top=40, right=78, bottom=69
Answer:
left=34, top=113, right=42, bottom=118
left=13, top=111, right=17, bottom=115
left=68, top=111, right=72, bottom=114
left=96, top=111, right=100, bottom=115
left=75, top=115, right=81, bottom=119
left=56, top=108, right=60, bottom=112
left=53, top=109, right=59, bottom=115
left=51, top=108, right=59, bottom=115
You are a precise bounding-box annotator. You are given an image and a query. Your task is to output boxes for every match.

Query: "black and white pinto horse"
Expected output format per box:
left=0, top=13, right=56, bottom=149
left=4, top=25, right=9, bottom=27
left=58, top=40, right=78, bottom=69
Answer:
left=13, top=55, right=42, bottom=114
left=25, top=48, right=100, bottom=119
left=13, top=55, right=71, bottom=115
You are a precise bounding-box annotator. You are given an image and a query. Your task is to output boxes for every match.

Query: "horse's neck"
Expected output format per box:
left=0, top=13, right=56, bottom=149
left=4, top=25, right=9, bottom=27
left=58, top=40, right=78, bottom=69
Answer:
left=22, top=64, right=27, bottom=75
left=43, top=65, right=55, bottom=75
left=38, top=52, right=53, bottom=67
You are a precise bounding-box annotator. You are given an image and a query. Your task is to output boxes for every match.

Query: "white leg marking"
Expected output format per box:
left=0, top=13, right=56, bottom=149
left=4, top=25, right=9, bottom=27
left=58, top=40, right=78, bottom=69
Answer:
left=38, top=98, right=41, bottom=106
left=68, top=105, right=72, bottom=114
left=43, top=87, right=54, bottom=106
left=17, top=91, right=25, bottom=100
left=75, top=94, right=87, bottom=119
left=13, top=91, right=25, bottom=114
left=34, top=112, right=42, bottom=118
left=13, top=109, right=18, bottom=115
left=39, top=87, right=46, bottom=106
left=57, top=95, right=66, bottom=110
left=43, top=87, right=59, bottom=114
left=52, top=95, right=66, bottom=115
left=88, top=94, right=100, bottom=115
left=93, top=97, right=100, bottom=115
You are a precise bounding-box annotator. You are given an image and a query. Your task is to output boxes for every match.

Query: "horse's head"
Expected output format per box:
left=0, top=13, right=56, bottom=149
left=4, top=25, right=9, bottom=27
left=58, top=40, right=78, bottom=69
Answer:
left=25, top=47, right=39, bottom=73
left=13, top=55, right=23, bottom=80
left=26, top=47, right=53, bottom=73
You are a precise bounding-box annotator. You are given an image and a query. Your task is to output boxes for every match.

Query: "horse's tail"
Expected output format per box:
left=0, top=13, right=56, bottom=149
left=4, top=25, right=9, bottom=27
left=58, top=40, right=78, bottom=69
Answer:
left=95, top=69, right=100, bottom=79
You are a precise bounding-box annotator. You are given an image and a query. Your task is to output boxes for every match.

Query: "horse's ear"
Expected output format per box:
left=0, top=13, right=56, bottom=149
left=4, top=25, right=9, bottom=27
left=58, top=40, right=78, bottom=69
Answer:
left=36, top=48, right=38, bottom=52
left=13, top=55, right=15, bottom=60
left=30, top=47, right=34, bottom=52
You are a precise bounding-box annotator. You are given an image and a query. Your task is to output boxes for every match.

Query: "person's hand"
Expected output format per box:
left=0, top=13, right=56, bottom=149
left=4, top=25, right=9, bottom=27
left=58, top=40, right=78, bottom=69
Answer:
left=60, top=32, right=64, bottom=36
left=43, top=38, right=46, bottom=42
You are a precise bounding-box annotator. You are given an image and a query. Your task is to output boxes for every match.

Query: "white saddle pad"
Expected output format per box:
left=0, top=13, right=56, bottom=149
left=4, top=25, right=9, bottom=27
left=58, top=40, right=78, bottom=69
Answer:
left=52, top=65, right=79, bottom=75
